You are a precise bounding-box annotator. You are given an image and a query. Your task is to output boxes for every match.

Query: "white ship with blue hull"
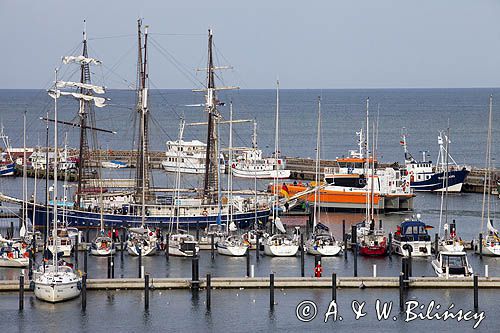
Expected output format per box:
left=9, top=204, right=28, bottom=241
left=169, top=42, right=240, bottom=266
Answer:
left=401, top=130, right=469, bottom=192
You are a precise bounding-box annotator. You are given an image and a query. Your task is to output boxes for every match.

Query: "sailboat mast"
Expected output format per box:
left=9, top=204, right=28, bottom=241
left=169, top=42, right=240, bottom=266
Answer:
left=52, top=68, right=59, bottom=270
left=365, top=97, right=370, bottom=224
left=272, top=80, right=280, bottom=234
left=313, top=97, right=321, bottom=228
left=202, top=29, right=219, bottom=205
left=481, top=95, right=493, bottom=231
left=227, top=102, right=234, bottom=233
left=141, top=25, right=149, bottom=226
left=371, top=121, right=376, bottom=223
left=22, top=111, right=27, bottom=233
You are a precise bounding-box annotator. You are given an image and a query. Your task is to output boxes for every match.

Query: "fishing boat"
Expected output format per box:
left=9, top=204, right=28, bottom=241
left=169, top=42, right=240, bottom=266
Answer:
left=34, top=66, right=81, bottom=303
left=19, top=24, right=270, bottom=230
left=474, top=96, right=500, bottom=257
left=101, top=160, right=128, bottom=169
left=400, top=129, right=469, bottom=192
left=392, top=217, right=432, bottom=257
left=431, top=251, right=473, bottom=278
left=305, top=98, right=341, bottom=256
left=0, top=125, right=15, bottom=176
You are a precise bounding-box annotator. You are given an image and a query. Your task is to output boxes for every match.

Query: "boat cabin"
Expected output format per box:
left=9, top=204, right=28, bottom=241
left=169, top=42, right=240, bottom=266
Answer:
left=395, top=220, right=431, bottom=242
left=438, top=252, right=470, bottom=276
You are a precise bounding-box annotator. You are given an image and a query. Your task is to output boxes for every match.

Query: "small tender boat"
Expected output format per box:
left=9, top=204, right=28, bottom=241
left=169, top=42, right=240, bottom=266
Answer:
left=34, top=264, right=81, bottom=303
left=169, top=232, right=199, bottom=257
left=392, top=217, right=432, bottom=257
left=431, top=251, right=473, bottom=278
left=438, top=222, right=464, bottom=252
left=90, top=235, right=116, bottom=256
left=127, top=227, right=157, bottom=256
left=263, top=233, right=299, bottom=257
left=306, top=224, right=342, bottom=256
left=101, top=160, right=128, bottom=169
left=217, top=235, right=248, bottom=256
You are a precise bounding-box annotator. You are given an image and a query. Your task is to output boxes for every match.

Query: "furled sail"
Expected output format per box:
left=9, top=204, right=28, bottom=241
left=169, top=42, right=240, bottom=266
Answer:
left=487, top=219, right=498, bottom=235
left=62, top=55, right=101, bottom=65
left=48, top=90, right=107, bottom=108
left=56, top=81, right=105, bottom=94
left=274, top=217, right=286, bottom=233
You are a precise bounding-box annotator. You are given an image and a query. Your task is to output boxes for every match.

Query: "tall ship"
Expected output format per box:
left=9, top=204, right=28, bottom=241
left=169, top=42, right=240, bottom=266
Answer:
left=0, top=125, right=16, bottom=176
left=271, top=130, right=414, bottom=211
left=0, top=22, right=270, bottom=230
left=400, top=129, right=469, bottom=192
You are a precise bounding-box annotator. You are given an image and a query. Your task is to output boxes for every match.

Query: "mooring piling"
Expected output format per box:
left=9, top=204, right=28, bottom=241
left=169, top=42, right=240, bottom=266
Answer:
left=300, top=233, right=305, bottom=277
left=144, top=273, right=150, bottom=310
left=18, top=273, right=24, bottom=311
left=206, top=273, right=211, bottom=310
left=474, top=274, right=479, bottom=311
left=270, top=273, right=275, bottom=310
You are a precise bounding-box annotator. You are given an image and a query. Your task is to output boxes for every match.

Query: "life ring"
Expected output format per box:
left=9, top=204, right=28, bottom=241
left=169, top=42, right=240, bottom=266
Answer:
left=202, top=210, right=208, bottom=217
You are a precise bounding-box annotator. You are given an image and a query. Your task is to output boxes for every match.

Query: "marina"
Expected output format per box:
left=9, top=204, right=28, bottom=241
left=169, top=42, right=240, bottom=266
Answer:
left=1, top=1, right=500, bottom=332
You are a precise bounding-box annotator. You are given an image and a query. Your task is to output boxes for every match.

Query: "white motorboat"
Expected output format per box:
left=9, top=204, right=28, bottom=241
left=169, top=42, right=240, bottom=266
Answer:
left=169, top=232, right=199, bottom=257
left=34, top=264, right=81, bottom=303
left=392, top=217, right=432, bottom=257
left=263, top=233, right=299, bottom=257
left=231, top=148, right=290, bottom=179
left=217, top=235, right=248, bottom=256
left=101, top=160, right=128, bottom=169
left=431, top=251, right=473, bottom=278
left=127, top=227, right=157, bottom=256
left=90, top=236, right=116, bottom=256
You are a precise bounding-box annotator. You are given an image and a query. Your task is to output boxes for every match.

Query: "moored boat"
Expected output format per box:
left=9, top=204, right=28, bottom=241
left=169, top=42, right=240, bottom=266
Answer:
left=431, top=251, right=473, bottom=278
left=392, top=217, right=432, bottom=257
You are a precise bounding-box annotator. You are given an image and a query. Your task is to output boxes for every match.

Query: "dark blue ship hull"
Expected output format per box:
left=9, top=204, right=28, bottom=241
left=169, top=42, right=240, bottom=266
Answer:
left=28, top=206, right=270, bottom=230
left=410, top=169, right=469, bottom=192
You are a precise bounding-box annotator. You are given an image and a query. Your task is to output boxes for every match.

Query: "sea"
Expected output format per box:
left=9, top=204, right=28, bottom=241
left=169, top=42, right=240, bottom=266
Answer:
left=0, top=88, right=499, bottom=332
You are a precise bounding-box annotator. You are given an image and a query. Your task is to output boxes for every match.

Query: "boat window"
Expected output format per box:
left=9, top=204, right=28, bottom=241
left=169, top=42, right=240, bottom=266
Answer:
left=446, top=255, right=465, bottom=267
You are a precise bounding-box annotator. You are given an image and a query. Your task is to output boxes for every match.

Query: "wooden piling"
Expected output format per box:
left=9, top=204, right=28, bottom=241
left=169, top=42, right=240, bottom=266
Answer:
left=206, top=273, right=211, bottom=310
left=210, top=234, right=215, bottom=260
left=388, top=233, right=393, bottom=257
left=270, top=273, right=275, bottom=309
left=138, top=246, right=142, bottom=278
left=84, top=246, right=88, bottom=275
left=300, top=234, right=305, bottom=277
left=111, top=254, right=115, bottom=279
left=434, top=233, right=439, bottom=256
left=191, top=256, right=199, bottom=290
left=165, top=234, right=170, bottom=262
left=342, top=220, right=347, bottom=260
left=332, top=273, right=337, bottom=302
left=144, top=273, right=150, bottom=310
left=256, top=232, right=260, bottom=261
left=74, top=235, right=79, bottom=270
left=479, top=233, right=483, bottom=259
left=107, top=255, right=111, bottom=279
left=81, top=273, right=87, bottom=311
left=19, top=274, right=24, bottom=310
left=474, top=274, right=479, bottom=311
left=246, top=250, right=251, bottom=277
left=399, top=273, right=404, bottom=311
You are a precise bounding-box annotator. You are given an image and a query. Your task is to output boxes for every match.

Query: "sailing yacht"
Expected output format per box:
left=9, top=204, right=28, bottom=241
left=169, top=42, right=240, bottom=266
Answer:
left=474, top=96, right=500, bottom=256
left=90, top=193, right=116, bottom=256
left=34, top=68, right=81, bottom=303
left=0, top=238, right=30, bottom=267
left=216, top=103, right=249, bottom=256
left=305, top=98, right=341, bottom=256
left=263, top=81, right=299, bottom=257
left=438, top=222, right=464, bottom=252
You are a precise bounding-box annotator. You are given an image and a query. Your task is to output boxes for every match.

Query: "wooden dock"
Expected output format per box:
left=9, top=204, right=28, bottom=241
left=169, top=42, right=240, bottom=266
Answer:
left=0, top=276, right=499, bottom=291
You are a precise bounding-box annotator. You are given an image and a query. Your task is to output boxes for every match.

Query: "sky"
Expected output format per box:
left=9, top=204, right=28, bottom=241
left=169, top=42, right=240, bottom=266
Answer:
left=2, top=0, right=500, bottom=89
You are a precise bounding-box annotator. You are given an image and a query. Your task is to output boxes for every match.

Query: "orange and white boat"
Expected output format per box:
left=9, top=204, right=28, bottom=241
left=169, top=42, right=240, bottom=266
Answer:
left=271, top=131, right=414, bottom=211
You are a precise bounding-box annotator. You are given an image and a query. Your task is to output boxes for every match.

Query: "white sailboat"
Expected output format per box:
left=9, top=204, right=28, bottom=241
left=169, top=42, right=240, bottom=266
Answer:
left=263, top=81, right=299, bottom=257
left=305, top=97, right=341, bottom=256
left=474, top=96, right=500, bottom=256
left=217, top=103, right=248, bottom=256
left=34, top=67, right=81, bottom=303
left=90, top=190, right=116, bottom=256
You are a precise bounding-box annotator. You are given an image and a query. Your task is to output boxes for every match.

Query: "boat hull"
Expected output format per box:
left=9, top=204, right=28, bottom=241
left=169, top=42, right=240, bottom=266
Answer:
left=392, top=240, right=431, bottom=257
left=34, top=280, right=81, bottom=303
left=127, top=245, right=156, bottom=256
left=90, top=248, right=116, bottom=256
left=0, top=257, right=29, bottom=267
left=263, top=244, right=299, bottom=257
left=216, top=244, right=248, bottom=256
left=359, top=245, right=387, bottom=257
left=0, top=163, right=15, bottom=176
left=410, top=169, right=468, bottom=192
left=232, top=168, right=290, bottom=179
left=306, top=244, right=341, bottom=256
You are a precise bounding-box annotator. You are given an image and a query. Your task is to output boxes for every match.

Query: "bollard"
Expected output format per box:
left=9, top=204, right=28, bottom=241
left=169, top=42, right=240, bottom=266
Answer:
left=211, top=234, right=215, bottom=260
left=342, top=220, right=347, bottom=260
left=434, top=233, right=438, bottom=256
left=107, top=255, right=111, bottom=279
left=479, top=233, right=483, bottom=259
left=399, top=273, right=404, bottom=312
left=332, top=273, right=337, bottom=302
left=473, top=274, right=478, bottom=311
left=270, top=273, right=275, bottom=309
left=250, top=265, right=255, bottom=278
left=353, top=243, right=358, bottom=277
left=300, top=234, right=305, bottom=277
left=144, top=273, right=150, bottom=310
left=138, top=246, right=142, bottom=278
left=206, top=273, right=211, bottom=310
left=388, top=233, right=393, bottom=257
left=485, top=265, right=489, bottom=278
left=19, top=274, right=24, bottom=310
left=191, top=256, right=199, bottom=290
left=246, top=250, right=251, bottom=277
left=81, top=273, right=87, bottom=311
left=256, top=233, right=260, bottom=261
left=165, top=234, right=170, bottom=262
left=373, top=264, right=377, bottom=278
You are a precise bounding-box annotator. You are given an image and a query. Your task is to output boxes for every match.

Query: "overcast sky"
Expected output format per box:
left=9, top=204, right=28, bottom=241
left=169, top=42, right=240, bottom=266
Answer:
left=2, top=0, right=500, bottom=89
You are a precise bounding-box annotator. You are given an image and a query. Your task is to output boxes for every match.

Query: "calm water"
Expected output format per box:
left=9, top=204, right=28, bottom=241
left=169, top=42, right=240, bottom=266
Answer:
left=1, top=89, right=500, bottom=331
